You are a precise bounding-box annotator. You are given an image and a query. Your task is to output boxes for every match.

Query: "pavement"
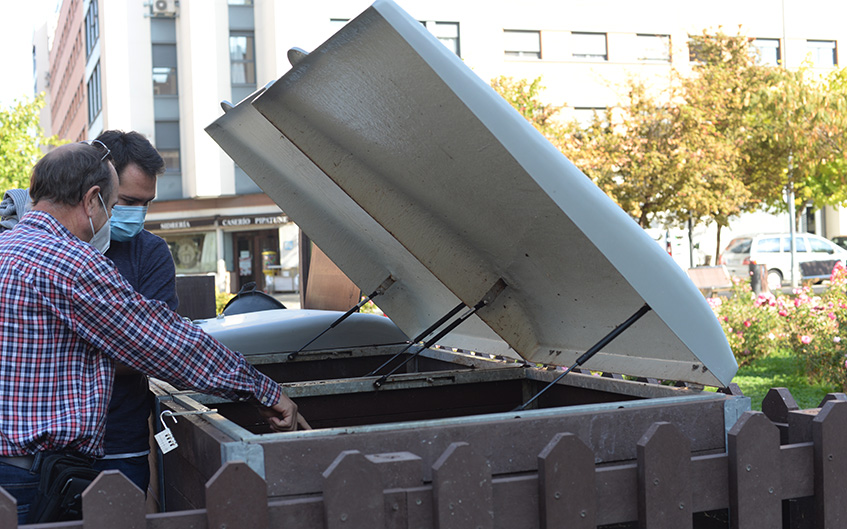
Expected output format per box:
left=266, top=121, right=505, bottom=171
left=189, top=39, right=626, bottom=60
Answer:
left=272, top=291, right=301, bottom=309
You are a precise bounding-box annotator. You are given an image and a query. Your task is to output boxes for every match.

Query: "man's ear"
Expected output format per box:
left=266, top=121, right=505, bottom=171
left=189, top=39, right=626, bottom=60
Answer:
left=81, top=186, right=102, bottom=217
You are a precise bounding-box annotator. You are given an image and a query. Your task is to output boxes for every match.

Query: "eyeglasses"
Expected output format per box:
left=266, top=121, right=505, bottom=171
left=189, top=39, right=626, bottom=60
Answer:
left=79, top=139, right=113, bottom=163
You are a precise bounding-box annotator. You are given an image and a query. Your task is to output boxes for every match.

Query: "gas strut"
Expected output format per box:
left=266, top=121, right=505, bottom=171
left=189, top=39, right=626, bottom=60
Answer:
left=366, top=301, right=466, bottom=378
left=288, top=276, right=395, bottom=360
left=372, top=279, right=507, bottom=388
left=513, top=304, right=652, bottom=412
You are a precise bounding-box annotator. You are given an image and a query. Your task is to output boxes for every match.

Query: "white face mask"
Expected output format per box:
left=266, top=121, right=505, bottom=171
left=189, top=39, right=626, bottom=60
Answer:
left=88, top=193, right=111, bottom=254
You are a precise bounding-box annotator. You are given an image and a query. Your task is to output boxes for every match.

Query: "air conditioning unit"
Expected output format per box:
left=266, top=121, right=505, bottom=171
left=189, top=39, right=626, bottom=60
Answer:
left=151, top=0, right=177, bottom=17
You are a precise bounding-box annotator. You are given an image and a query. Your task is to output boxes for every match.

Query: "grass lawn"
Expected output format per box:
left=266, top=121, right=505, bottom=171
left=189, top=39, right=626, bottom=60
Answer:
left=732, top=347, right=841, bottom=410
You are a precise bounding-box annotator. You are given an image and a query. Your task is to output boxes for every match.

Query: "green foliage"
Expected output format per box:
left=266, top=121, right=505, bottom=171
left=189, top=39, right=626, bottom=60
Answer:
left=215, top=291, right=235, bottom=315
left=784, top=264, right=847, bottom=388
left=677, top=32, right=774, bottom=230
left=490, top=76, right=561, bottom=135
left=709, top=268, right=847, bottom=392
left=0, top=94, right=63, bottom=190
left=732, top=347, right=838, bottom=410
left=743, top=65, right=847, bottom=222
left=491, top=29, right=847, bottom=254
left=562, top=80, right=693, bottom=226
left=709, top=280, right=786, bottom=365
left=358, top=299, right=385, bottom=315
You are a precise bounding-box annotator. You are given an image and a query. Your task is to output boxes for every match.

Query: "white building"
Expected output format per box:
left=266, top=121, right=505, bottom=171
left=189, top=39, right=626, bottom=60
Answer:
left=34, top=0, right=847, bottom=287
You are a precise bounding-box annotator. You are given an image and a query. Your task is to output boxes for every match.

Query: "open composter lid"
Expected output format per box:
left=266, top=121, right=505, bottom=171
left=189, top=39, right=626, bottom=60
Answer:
left=206, top=0, right=737, bottom=387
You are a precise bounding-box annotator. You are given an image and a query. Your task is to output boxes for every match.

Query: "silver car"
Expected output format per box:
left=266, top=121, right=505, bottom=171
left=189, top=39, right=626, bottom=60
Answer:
left=719, top=233, right=847, bottom=290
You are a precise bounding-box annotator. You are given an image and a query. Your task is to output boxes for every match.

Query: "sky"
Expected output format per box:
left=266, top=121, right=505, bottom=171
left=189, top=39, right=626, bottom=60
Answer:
left=0, top=0, right=60, bottom=109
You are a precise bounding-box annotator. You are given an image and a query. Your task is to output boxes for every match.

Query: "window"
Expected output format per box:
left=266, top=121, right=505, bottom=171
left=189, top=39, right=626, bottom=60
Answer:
left=572, top=107, right=606, bottom=127
left=152, top=43, right=178, bottom=95
left=504, top=30, right=541, bottom=59
left=159, top=150, right=180, bottom=173
left=809, top=237, right=835, bottom=254
left=781, top=237, right=807, bottom=252
left=165, top=233, right=218, bottom=274
left=572, top=32, right=608, bottom=61
left=752, top=38, right=781, bottom=66
left=230, top=32, right=256, bottom=84
left=756, top=237, right=780, bottom=253
left=155, top=121, right=181, bottom=173
left=636, top=34, right=670, bottom=62
left=153, top=67, right=178, bottom=95
left=84, top=0, right=99, bottom=58
left=806, top=40, right=837, bottom=67
left=421, top=21, right=460, bottom=56
left=87, top=61, right=102, bottom=124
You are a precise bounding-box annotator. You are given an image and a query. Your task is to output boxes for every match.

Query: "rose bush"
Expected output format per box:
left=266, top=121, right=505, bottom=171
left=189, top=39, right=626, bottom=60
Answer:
left=709, top=279, right=787, bottom=365
left=783, top=263, right=847, bottom=389
left=709, top=263, right=847, bottom=390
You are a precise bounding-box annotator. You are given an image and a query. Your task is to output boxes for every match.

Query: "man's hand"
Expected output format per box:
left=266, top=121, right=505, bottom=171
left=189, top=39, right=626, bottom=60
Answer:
left=257, top=393, right=311, bottom=432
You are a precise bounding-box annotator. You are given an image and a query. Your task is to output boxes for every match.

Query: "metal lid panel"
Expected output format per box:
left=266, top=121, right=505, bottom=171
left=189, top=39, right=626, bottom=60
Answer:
left=209, top=0, right=737, bottom=386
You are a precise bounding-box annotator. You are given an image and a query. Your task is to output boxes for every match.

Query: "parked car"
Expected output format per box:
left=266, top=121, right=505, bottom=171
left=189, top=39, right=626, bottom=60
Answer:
left=718, top=233, right=847, bottom=290
left=832, top=235, right=847, bottom=251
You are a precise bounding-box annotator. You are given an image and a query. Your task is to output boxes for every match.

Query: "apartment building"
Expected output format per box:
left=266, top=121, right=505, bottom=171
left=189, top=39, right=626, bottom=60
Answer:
left=34, top=0, right=847, bottom=287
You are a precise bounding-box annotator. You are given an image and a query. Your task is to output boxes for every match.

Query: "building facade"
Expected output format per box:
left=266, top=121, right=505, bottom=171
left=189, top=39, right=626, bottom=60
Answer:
left=34, top=0, right=847, bottom=285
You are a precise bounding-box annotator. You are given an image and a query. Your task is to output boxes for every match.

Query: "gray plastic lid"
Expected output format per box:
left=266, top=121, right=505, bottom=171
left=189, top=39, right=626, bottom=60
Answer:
left=206, top=0, right=737, bottom=386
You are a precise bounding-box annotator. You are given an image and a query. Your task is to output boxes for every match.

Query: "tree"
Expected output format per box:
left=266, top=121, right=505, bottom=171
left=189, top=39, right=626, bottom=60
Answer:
left=0, top=94, right=62, bottom=191
left=491, top=33, right=847, bottom=257
left=677, top=30, right=778, bottom=256
left=490, top=76, right=561, bottom=137
left=559, top=79, right=695, bottom=227
left=743, top=65, right=847, bottom=227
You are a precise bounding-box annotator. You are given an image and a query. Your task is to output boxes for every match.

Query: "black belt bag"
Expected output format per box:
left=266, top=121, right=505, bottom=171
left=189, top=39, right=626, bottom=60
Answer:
left=27, top=452, right=100, bottom=523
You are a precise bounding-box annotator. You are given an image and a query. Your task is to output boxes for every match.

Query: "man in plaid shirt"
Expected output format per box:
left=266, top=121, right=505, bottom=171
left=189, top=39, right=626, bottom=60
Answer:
left=0, top=141, right=306, bottom=522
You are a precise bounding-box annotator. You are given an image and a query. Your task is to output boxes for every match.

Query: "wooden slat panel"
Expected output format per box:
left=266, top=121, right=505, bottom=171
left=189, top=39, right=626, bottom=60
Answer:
left=267, top=497, right=325, bottom=529
left=637, top=422, right=692, bottom=529
left=323, top=450, right=384, bottom=529
left=780, top=443, right=814, bottom=498
left=813, top=400, right=847, bottom=527
left=206, top=462, right=268, bottom=529
left=0, top=486, right=17, bottom=529
left=728, top=411, right=782, bottom=529
left=432, top=442, right=493, bottom=529
left=261, top=399, right=727, bottom=497
left=595, top=463, right=638, bottom=525
left=538, top=433, right=595, bottom=528
left=147, top=509, right=207, bottom=529
left=689, top=453, right=728, bottom=512
left=492, top=476, right=537, bottom=529
left=82, top=471, right=146, bottom=529
left=405, top=486, right=435, bottom=529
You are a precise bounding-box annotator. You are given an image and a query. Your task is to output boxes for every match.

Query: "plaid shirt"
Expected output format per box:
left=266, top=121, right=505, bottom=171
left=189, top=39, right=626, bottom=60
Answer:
left=0, top=211, right=281, bottom=457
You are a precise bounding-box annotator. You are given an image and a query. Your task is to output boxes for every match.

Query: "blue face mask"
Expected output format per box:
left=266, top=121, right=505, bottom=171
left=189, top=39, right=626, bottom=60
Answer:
left=110, top=205, right=148, bottom=242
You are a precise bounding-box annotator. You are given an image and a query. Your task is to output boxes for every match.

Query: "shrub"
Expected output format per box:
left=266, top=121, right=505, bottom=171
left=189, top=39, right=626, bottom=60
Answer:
left=709, top=263, right=847, bottom=391
left=709, top=279, right=787, bottom=365
left=784, top=263, right=847, bottom=390
left=216, top=291, right=236, bottom=315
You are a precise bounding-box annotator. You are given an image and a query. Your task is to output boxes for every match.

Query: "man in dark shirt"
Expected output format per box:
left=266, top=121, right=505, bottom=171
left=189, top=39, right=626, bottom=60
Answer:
left=90, top=130, right=177, bottom=494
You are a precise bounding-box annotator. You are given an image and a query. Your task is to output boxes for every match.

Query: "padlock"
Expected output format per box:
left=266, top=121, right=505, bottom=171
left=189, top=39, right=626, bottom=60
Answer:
left=155, top=412, right=179, bottom=454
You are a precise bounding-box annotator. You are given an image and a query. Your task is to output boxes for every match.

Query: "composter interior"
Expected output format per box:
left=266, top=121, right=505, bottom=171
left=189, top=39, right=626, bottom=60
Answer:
left=213, top=368, right=642, bottom=433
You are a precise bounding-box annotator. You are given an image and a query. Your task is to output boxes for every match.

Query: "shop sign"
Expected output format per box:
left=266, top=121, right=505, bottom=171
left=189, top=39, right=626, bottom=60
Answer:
left=220, top=215, right=288, bottom=227
left=149, top=215, right=288, bottom=231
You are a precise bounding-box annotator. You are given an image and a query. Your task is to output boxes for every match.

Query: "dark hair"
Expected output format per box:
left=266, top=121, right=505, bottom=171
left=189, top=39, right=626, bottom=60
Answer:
left=30, top=144, right=116, bottom=207
left=95, top=130, right=165, bottom=181
left=29, top=143, right=112, bottom=206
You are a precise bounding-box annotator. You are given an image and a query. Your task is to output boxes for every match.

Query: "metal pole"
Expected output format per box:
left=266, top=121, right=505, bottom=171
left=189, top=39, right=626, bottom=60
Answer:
left=788, top=156, right=797, bottom=288
left=782, top=0, right=797, bottom=290
left=688, top=216, right=695, bottom=268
